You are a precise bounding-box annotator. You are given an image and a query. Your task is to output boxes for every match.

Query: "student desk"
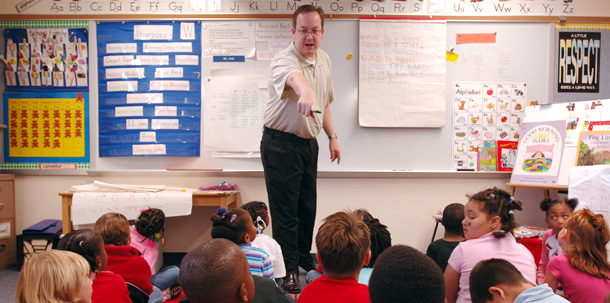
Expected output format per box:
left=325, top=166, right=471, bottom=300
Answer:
left=59, top=191, right=239, bottom=234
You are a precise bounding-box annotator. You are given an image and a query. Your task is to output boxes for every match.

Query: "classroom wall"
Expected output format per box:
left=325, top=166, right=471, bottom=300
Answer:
left=14, top=174, right=550, bottom=253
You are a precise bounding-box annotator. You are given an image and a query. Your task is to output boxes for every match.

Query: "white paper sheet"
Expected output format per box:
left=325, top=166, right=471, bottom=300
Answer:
left=203, top=71, right=267, bottom=152
left=202, top=21, right=255, bottom=58
left=358, top=20, right=446, bottom=127
left=569, top=165, right=610, bottom=219
left=72, top=191, right=192, bottom=225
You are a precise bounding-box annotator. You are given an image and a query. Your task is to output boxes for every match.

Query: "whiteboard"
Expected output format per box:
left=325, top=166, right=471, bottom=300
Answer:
left=86, top=20, right=554, bottom=172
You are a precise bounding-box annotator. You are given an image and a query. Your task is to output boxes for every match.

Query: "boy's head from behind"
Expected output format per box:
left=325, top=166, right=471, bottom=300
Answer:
left=442, top=203, right=465, bottom=236
left=93, top=212, right=130, bottom=246
left=470, top=258, right=530, bottom=303
left=369, top=245, right=445, bottom=303
left=136, top=208, right=166, bottom=241
left=315, top=211, right=371, bottom=279
left=211, top=207, right=257, bottom=245
left=180, top=238, right=255, bottom=303
left=354, top=208, right=391, bottom=268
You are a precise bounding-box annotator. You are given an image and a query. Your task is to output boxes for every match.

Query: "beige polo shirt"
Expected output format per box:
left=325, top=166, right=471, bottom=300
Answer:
left=264, top=43, right=335, bottom=139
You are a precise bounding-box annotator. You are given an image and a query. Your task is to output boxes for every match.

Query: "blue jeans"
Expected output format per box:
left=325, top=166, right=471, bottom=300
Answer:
left=148, top=266, right=180, bottom=303
left=306, top=270, right=323, bottom=284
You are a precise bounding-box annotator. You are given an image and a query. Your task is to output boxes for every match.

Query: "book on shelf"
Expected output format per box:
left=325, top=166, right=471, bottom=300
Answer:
left=576, top=131, right=610, bottom=166
left=478, top=140, right=497, bottom=171
left=497, top=140, right=518, bottom=172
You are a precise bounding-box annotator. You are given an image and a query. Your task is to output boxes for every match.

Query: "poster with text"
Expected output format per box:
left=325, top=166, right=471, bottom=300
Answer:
left=558, top=32, right=600, bottom=93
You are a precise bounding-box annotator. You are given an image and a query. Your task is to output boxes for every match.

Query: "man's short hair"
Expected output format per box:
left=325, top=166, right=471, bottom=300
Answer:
left=180, top=238, right=250, bottom=303
left=369, top=245, right=445, bottom=303
left=442, top=203, right=465, bottom=235
left=93, top=213, right=131, bottom=246
left=292, top=4, right=325, bottom=29
left=315, top=211, right=370, bottom=279
left=470, top=259, right=528, bottom=303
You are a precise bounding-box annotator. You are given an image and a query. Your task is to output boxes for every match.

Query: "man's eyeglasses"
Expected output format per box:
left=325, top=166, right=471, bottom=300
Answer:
left=297, top=29, right=322, bottom=36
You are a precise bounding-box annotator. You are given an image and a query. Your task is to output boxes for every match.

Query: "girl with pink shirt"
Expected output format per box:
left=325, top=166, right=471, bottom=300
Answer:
left=445, top=187, right=536, bottom=303
left=544, top=209, right=610, bottom=303
left=537, top=198, right=577, bottom=284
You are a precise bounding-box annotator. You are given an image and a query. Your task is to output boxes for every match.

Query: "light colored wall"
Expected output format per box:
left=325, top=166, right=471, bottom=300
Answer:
left=13, top=174, right=552, bottom=253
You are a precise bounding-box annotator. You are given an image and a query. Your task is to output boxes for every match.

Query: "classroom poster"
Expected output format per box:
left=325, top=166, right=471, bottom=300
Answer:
left=358, top=19, right=446, bottom=128
left=569, top=165, right=610, bottom=222
left=2, top=92, right=90, bottom=169
left=557, top=32, right=601, bottom=93
left=3, top=28, right=88, bottom=92
left=510, top=120, right=566, bottom=185
left=97, top=21, right=201, bottom=157
left=576, top=131, right=610, bottom=166
left=203, top=71, right=267, bottom=153
left=452, top=82, right=526, bottom=170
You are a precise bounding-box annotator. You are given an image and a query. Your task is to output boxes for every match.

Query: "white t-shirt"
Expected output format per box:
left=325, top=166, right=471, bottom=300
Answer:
left=252, top=233, right=286, bottom=279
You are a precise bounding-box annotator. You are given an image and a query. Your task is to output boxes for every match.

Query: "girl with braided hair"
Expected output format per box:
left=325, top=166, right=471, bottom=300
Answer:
left=445, top=187, right=536, bottom=303
left=57, top=229, right=132, bottom=303
left=544, top=209, right=610, bottom=303
left=242, top=201, right=286, bottom=282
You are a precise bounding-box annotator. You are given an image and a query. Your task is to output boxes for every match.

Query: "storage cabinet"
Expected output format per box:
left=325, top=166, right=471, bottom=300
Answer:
left=0, top=175, right=16, bottom=270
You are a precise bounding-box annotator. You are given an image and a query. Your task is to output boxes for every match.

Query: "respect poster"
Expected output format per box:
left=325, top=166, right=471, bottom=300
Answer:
left=558, top=32, right=601, bottom=93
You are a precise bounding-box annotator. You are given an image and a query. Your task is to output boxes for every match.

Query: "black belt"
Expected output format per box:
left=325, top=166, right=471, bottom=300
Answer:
left=264, top=127, right=316, bottom=144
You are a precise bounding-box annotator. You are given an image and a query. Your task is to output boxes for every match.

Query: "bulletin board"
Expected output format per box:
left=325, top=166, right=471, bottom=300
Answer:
left=90, top=20, right=555, bottom=172
left=96, top=21, right=201, bottom=157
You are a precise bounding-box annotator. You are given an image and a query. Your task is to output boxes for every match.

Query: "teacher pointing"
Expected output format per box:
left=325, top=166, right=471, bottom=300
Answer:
left=261, top=4, right=341, bottom=294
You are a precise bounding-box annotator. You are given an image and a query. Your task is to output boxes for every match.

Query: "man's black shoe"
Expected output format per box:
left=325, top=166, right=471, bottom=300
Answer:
left=282, top=272, right=301, bottom=294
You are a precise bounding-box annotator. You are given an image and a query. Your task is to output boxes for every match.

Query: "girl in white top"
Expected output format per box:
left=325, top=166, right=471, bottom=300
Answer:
left=242, top=201, right=287, bottom=282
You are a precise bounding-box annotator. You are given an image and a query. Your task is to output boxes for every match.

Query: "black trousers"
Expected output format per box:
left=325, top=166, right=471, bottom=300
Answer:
left=261, top=127, right=318, bottom=273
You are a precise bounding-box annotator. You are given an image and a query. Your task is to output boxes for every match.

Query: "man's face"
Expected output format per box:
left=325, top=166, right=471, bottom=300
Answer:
left=292, top=11, right=324, bottom=60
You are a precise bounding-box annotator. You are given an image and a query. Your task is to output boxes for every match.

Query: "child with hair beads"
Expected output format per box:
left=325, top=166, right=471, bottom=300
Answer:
left=58, top=229, right=132, bottom=303
left=537, top=198, right=577, bottom=284
left=242, top=201, right=286, bottom=281
left=445, top=187, right=536, bottom=303
left=94, top=212, right=180, bottom=303
left=211, top=207, right=275, bottom=280
left=16, top=250, right=93, bottom=303
left=131, top=208, right=166, bottom=273
left=543, top=209, right=610, bottom=303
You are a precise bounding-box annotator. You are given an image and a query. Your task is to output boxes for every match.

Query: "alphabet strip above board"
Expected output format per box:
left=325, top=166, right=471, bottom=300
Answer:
left=2, top=0, right=603, bottom=18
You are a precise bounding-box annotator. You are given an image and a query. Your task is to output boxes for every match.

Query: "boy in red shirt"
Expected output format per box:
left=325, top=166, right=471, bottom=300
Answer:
left=298, top=211, right=371, bottom=303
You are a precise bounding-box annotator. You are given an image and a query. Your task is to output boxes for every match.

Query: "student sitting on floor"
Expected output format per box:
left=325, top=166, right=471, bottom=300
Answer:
left=211, top=207, right=275, bottom=280
left=427, top=203, right=465, bottom=272
left=58, top=229, right=132, bottom=303
left=470, top=258, right=568, bottom=303
left=94, top=212, right=180, bottom=303
left=298, top=210, right=372, bottom=303
left=369, top=245, right=445, bottom=303
left=179, top=238, right=292, bottom=303
left=306, top=208, right=391, bottom=286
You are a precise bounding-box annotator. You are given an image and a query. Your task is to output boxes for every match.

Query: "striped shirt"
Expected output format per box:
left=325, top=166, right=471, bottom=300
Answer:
left=239, top=243, right=275, bottom=279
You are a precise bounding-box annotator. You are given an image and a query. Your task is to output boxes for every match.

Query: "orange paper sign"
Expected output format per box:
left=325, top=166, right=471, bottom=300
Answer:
left=456, top=33, right=496, bottom=44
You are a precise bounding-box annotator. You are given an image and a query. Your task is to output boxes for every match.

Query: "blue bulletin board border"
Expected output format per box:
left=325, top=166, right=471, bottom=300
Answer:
left=3, top=92, right=90, bottom=163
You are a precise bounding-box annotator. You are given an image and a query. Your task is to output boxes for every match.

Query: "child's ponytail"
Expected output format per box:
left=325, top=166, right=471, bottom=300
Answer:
left=469, top=187, right=523, bottom=238
left=210, top=208, right=250, bottom=244
left=57, top=229, right=101, bottom=272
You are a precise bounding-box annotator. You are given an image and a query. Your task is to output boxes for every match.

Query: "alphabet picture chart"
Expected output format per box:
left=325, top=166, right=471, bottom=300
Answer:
left=2, top=92, right=90, bottom=165
left=452, top=82, right=526, bottom=170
